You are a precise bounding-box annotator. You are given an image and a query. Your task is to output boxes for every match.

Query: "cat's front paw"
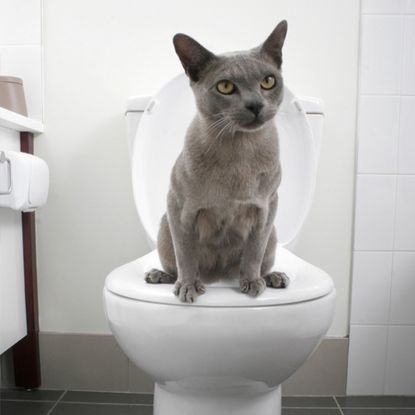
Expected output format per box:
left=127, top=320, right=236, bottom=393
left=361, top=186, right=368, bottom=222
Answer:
left=263, top=271, right=289, bottom=288
left=240, top=277, right=266, bottom=297
left=174, top=280, right=206, bottom=303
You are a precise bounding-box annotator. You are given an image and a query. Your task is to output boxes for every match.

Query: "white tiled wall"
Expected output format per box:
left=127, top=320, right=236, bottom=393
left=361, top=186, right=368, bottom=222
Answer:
left=348, top=0, right=415, bottom=395
left=0, top=0, right=43, bottom=120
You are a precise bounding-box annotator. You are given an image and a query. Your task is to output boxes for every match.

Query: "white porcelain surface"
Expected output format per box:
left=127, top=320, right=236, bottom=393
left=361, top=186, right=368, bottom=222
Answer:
left=0, top=0, right=41, bottom=45
left=104, top=285, right=334, bottom=401
left=360, top=15, right=404, bottom=94
left=154, top=383, right=281, bottom=415
left=402, top=17, right=415, bottom=95
left=362, top=0, right=406, bottom=14
left=354, top=175, right=396, bottom=250
left=385, top=326, right=415, bottom=395
left=105, top=228, right=335, bottom=413
left=0, top=45, right=43, bottom=120
left=132, top=74, right=320, bottom=248
left=398, top=97, right=415, bottom=174
left=357, top=96, right=400, bottom=174
left=347, top=325, right=388, bottom=395
left=106, top=246, right=334, bottom=307
left=350, top=252, right=392, bottom=324
left=390, top=252, right=415, bottom=324
left=394, top=175, right=415, bottom=250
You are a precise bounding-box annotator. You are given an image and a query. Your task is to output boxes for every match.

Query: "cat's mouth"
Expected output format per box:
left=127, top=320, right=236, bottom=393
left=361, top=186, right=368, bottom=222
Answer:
left=236, top=117, right=268, bottom=132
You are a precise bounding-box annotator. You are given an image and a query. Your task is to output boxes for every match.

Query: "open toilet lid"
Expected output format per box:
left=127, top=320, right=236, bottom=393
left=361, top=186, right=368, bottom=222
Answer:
left=132, top=74, right=317, bottom=246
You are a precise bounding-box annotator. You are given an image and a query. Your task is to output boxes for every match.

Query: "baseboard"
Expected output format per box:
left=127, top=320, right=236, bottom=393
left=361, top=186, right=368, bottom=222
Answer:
left=6, top=333, right=348, bottom=395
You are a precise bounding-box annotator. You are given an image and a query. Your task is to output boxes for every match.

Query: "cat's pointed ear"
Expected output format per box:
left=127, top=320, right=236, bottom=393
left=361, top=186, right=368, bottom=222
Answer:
left=260, top=20, right=288, bottom=68
left=173, top=34, right=216, bottom=82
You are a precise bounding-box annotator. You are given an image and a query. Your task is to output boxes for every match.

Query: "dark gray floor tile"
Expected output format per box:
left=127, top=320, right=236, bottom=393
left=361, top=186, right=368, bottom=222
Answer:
left=283, top=396, right=337, bottom=407
left=282, top=409, right=341, bottom=415
left=62, top=390, right=153, bottom=405
left=0, top=388, right=64, bottom=401
left=336, top=396, right=415, bottom=408
left=50, top=403, right=153, bottom=415
left=0, top=400, right=55, bottom=415
left=343, top=409, right=415, bottom=415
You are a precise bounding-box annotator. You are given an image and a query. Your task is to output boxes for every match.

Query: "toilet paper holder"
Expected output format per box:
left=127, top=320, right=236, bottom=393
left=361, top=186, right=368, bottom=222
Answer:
left=0, top=151, right=12, bottom=195
left=0, top=149, right=49, bottom=211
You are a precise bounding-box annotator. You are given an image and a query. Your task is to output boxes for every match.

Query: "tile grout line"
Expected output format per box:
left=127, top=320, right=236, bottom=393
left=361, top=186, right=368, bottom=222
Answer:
left=63, top=389, right=153, bottom=395
left=48, top=401, right=153, bottom=407
left=333, top=396, right=345, bottom=415
left=381, top=9, right=409, bottom=394
left=282, top=406, right=344, bottom=409
left=2, top=399, right=57, bottom=403
left=46, top=389, right=67, bottom=415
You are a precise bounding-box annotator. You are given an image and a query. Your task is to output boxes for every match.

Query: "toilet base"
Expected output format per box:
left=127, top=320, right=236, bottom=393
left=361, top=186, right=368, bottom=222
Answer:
left=153, top=383, right=281, bottom=415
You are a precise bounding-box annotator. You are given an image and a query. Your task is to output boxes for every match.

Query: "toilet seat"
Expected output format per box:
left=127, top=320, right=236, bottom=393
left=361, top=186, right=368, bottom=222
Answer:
left=105, top=246, right=334, bottom=307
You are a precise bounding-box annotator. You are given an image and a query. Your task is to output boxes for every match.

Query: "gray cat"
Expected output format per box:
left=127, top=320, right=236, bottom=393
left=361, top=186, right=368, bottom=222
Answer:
left=145, top=21, right=289, bottom=303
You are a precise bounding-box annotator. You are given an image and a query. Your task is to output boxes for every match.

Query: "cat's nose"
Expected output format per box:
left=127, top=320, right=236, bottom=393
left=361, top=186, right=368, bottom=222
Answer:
left=245, top=102, right=264, bottom=117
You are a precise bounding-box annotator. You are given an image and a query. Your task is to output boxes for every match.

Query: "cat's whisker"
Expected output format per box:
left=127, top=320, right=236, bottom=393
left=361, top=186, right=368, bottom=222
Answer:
left=215, top=119, right=234, bottom=141
left=206, top=118, right=228, bottom=135
left=205, top=117, right=230, bottom=136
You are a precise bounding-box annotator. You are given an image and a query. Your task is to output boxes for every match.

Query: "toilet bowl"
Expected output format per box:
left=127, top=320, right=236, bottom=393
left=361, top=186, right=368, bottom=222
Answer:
left=103, top=74, right=336, bottom=415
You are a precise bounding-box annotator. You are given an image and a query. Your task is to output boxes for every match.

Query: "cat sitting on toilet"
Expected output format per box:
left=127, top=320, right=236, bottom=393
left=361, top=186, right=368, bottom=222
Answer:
left=145, top=21, right=289, bottom=303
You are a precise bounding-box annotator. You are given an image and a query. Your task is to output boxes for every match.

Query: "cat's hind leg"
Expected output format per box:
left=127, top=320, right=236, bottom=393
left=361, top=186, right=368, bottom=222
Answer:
left=145, top=213, right=178, bottom=284
left=145, top=268, right=177, bottom=284
left=261, top=226, right=290, bottom=289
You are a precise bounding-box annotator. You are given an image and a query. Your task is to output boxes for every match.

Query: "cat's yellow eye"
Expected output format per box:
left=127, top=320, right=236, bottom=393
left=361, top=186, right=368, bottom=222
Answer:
left=260, top=75, right=276, bottom=90
left=216, top=80, right=235, bottom=95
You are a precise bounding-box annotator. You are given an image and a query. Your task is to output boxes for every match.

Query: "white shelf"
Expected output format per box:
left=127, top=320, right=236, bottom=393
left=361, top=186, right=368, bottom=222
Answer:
left=0, top=106, right=44, bottom=134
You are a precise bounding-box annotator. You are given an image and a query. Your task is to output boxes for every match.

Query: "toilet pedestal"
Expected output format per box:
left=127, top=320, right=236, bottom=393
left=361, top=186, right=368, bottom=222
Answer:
left=153, top=383, right=281, bottom=415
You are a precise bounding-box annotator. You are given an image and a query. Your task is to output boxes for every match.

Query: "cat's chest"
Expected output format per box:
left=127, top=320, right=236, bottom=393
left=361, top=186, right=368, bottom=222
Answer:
left=201, top=162, right=275, bottom=203
left=192, top=136, right=279, bottom=202
left=194, top=202, right=263, bottom=245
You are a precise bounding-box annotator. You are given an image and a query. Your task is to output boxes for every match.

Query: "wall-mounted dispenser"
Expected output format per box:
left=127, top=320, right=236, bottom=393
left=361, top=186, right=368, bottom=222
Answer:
left=0, top=150, right=49, bottom=211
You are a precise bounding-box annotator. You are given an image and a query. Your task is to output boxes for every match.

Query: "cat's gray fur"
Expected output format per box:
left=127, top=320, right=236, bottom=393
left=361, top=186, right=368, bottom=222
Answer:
left=145, top=21, right=289, bottom=303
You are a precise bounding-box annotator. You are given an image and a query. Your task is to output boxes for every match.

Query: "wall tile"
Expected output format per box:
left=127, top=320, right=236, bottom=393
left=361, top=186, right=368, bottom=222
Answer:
left=357, top=96, right=400, bottom=174
left=354, top=175, right=396, bottom=251
left=394, top=176, right=415, bottom=250
left=0, top=0, right=41, bottom=45
left=347, top=325, right=388, bottom=395
left=390, top=252, right=415, bottom=324
left=385, top=326, right=415, bottom=394
left=360, top=16, right=404, bottom=94
left=351, top=1, right=415, bottom=397
left=0, top=45, right=42, bottom=120
left=398, top=97, right=415, bottom=174
left=350, top=252, right=393, bottom=324
left=362, top=0, right=406, bottom=14
left=407, top=0, right=415, bottom=14
left=402, top=17, right=415, bottom=95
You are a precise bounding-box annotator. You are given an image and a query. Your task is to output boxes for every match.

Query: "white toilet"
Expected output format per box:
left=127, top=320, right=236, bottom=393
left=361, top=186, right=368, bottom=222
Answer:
left=103, top=74, right=336, bottom=415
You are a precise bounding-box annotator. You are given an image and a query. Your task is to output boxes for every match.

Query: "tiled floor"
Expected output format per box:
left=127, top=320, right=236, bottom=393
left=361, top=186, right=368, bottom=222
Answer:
left=1, top=389, right=415, bottom=414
